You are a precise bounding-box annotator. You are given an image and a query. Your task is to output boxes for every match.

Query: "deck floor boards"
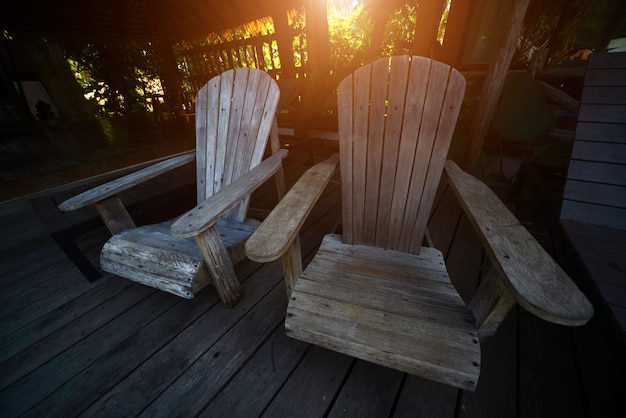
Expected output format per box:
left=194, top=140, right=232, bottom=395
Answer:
left=0, top=148, right=624, bottom=417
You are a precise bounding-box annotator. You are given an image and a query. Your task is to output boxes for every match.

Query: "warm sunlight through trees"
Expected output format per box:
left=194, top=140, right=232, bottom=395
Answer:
left=56, top=0, right=621, bottom=116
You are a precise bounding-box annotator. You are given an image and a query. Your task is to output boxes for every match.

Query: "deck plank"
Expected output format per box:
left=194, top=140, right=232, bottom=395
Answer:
left=393, top=376, right=458, bottom=417
left=0, top=276, right=127, bottom=362
left=517, top=313, right=584, bottom=418
left=0, top=280, right=149, bottom=386
left=0, top=230, right=108, bottom=337
left=0, top=231, right=104, bottom=313
left=0, top=290, right=177, bottom=417
left=457, top=310, right=517, bottom=418
left=327, top=361, right=404, bottom=418
left=137, top=282, right=288, bottom=418
left=262, top=346, right=355, bottom=417
left=201, top=326, right=309, bottom=418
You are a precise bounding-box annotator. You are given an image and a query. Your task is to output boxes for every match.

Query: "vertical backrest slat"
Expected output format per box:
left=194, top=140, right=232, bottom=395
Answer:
left=338, top=73, right=355, bottom=244
left=195, top=76, right=220, bottom=203
left=223, top=68, right=248, bottom=187
left=362, top=58, right=390, bottom=242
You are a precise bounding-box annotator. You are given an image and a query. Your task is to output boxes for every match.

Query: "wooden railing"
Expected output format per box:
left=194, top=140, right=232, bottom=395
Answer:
left=177, top=30, right=305, bottom=95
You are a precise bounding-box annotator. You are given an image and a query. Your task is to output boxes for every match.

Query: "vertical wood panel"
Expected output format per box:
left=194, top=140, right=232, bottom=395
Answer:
left=223, top=68, right=248, bottom=186
left=350, top=64, right=372, bottom=244
left=363, top=58, right=389, bottom=244
left=376, top=56, right=410, bottom=247
left=215, top=69, right=234, bottom=196
left=387, top=57, right=430, bottom=249
left=409, top=66, right=466, bottom=252
left=338, top=74, right=355, bottom=244
left=399, top=60, right=448, bottom=250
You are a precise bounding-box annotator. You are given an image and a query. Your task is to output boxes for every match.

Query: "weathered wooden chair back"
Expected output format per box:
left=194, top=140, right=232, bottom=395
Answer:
left=337, top=56, right=466, bottom=252
left=195, top=68, right=280, bottom=222
left=560, top=52, right=626, bottom=230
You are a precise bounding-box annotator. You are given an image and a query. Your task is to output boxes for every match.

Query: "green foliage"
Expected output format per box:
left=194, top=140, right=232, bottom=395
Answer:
left=327, top=1, right=430, bottom=79
left=327, top=3, right=371, bottom=77
left=65, top=41, right=163, bottom=115
left=380, top=4, right=418, bottom=56
left=493, top=72, right=555, bottom=143
left=290, top=9, right=307, bottom=71
left=519, top=0, right=623, bottom=61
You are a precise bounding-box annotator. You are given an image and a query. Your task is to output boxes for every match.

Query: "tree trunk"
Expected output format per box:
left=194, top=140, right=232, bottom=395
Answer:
left=463, top=0, right=531, bottom=170
left=411, top=0, right=448, bottom=58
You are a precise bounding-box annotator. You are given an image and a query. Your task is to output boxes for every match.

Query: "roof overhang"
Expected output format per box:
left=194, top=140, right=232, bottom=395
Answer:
left=1, top=0, right=304, bottom=42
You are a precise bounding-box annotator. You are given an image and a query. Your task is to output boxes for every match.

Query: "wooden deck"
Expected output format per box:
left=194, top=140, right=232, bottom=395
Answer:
left=1, top=145, right=625, bottom=417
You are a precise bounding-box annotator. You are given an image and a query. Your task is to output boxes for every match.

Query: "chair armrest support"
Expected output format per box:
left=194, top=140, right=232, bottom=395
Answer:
left=58, top=152, right=196, bottom=212
left=444, top=160, right=593, bottom=326
left=246, top=153, right=340, bottom=263
left=171, top=149, right=289, bottom=238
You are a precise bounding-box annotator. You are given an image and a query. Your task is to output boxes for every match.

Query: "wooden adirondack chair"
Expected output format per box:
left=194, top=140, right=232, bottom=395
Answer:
left=59, top=68, right=287, bottom=307
left=245, top=56, right=593, bottom=390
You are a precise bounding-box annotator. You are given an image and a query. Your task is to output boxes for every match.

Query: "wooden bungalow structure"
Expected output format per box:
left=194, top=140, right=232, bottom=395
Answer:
left=0, top=0, right=625, bottom=416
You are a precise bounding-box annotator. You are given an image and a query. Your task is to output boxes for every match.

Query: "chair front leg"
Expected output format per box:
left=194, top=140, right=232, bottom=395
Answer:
left=195, top=224, right=241, bottom=308
left=281, top=235, right=303, bottom=298
left=94, top=195, right=136, bottom=235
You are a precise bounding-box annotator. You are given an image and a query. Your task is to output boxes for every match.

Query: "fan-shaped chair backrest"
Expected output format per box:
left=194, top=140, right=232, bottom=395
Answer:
left=337, top=56, right=466, bottom=253
left=195, top=68, right=280, bottom=222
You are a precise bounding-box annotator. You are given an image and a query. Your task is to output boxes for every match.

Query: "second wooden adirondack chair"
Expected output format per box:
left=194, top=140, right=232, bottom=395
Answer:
left=245, top=56, right=593, bottom=390
left=59, top=68, right=287, bottom=307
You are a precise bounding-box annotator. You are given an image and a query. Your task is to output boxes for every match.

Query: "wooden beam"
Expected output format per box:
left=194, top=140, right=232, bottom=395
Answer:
left=463, top=0, right=531, bottom=170
left=272, top=8, right=296, bottom=79
left=303, top=0, right=330, bottom=109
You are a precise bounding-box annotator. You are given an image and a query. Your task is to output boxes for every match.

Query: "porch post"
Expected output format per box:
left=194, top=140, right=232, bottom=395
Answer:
left=272, top=8, right=296, bottom=80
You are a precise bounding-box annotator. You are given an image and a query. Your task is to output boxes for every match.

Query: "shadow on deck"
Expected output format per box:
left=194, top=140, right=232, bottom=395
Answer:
left=0, top=141, right=624, bottom=417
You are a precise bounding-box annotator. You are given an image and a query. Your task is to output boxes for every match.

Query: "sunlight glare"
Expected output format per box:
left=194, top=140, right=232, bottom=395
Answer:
left=328, top=0, right=362, bottom=18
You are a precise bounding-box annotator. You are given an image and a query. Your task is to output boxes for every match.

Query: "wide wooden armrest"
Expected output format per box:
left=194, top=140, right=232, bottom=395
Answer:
left=171, top=149, right=289, bottom=238
left=444, top=160, right=593, bottom=326
left=58, top=152, right=196, bottom=212
left=245, top=153, right=340, bottom=262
